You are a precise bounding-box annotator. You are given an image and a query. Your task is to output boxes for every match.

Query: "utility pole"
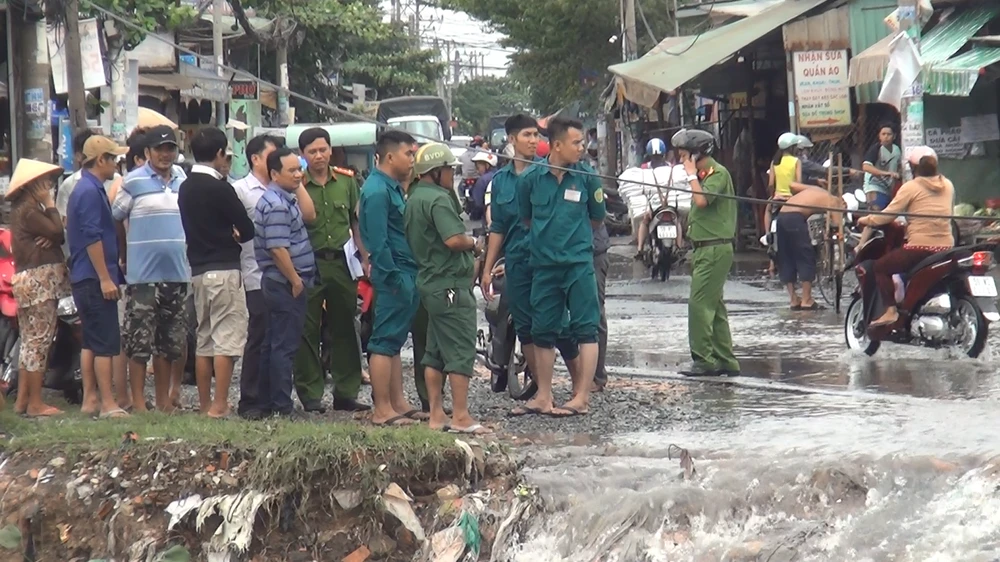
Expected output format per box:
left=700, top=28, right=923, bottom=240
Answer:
left=64, top=0, right=89, bottom=131
left=897, top=0, right=923, bottom=164
left=213, top=0, right=226, bottom=127
left=452, top=47, right=461, bottom=86
left=277, top=19, right=290, bottom=127
left=622, top=0, right=637, bottom=61
left=673, top=0, right=685, bottom=126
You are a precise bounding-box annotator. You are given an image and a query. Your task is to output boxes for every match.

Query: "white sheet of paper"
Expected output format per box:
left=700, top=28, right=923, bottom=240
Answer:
left=343, top=236, right=365, bottom=280
left=878, top=32, right=922, bottom=110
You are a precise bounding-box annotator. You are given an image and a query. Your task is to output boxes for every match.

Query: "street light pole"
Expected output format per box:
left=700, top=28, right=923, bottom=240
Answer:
left=213, top=0, right=226, bottom=127
left=897, top=0, right=923, bottom=164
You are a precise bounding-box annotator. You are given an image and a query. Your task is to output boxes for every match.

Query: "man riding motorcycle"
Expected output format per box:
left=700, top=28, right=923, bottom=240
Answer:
left=617, top=139, right=689, bottom=258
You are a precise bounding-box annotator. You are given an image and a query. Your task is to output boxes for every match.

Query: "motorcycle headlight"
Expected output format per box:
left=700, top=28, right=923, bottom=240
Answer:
left=57, top=296, right=77, bottom=317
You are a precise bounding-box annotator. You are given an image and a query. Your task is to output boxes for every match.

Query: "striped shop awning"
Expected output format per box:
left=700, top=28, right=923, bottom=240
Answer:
left=924, top=46, right=1000, bottom=96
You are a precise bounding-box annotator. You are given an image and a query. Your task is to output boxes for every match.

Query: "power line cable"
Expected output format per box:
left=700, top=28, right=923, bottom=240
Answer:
left=659, top=0, right=716, bottom=56
left=85, top=0, right=1000, bottom=225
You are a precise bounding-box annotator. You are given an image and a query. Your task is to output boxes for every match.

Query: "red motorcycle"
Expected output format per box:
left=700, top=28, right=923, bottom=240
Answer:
left=0, top=227, right=83, bottom=403
left=845, top=221, right=999, bottom=358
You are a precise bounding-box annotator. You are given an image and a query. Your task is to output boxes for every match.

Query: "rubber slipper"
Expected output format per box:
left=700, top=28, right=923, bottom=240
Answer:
left=373, top=415, right=415, bottom=427
left=870, top=317, right=897, bottom=328
left=99, top=408, right=130, bottom=420
left=545, top=407, right=588, bottom=418
left=402, top=409, right=430, bottom=421
left=449, top=424, right=493, bottom=435
left=799, top=302, right=825, bottom=311
left=508, top=406, right=545, bottom=417
left=790, top=304, right=802, bottom=310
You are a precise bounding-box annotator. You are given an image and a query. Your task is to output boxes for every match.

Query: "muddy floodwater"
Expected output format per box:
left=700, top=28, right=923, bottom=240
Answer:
left=501, top=247, right=1000, bottom=561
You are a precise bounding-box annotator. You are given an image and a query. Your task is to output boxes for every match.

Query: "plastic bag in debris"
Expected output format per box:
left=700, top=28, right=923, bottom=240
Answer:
left=163, top=491, right=268, bottom=554
left=382, top=483, right=425, bottom=541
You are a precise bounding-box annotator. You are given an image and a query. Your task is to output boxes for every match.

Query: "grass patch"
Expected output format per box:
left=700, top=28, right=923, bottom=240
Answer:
left=0, top=410, right=461, bottom=507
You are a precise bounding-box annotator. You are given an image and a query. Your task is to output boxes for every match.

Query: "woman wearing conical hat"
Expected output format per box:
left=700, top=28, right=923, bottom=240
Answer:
left=5, top=159, right=72, bottom=417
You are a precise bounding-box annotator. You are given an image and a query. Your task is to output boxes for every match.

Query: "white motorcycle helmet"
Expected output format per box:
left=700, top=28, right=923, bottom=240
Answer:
left=777, top=132, right=799, bottom=150
left=471, top=151, right=499, bottom=168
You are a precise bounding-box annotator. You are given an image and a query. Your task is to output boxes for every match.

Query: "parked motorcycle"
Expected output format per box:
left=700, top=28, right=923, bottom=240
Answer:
left=845, top=221, right=998, bottom=358
left=603, top=186, right=631, bottom=236
left=476, top=257, right=537, bottom=401
left=0, top=228, right=83, bottom=403
left=643, top=204, right=680, bottom=281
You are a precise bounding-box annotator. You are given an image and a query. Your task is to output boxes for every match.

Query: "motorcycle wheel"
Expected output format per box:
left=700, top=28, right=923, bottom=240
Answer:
left=953, top=296, right=988, bottom=358
left=659, top=248, right=672, bottom=282
left=506, top=338, right=537, bottom=401
left=489, top=359, right=508, bottom=393
left=844, top=296, right=881, bottom=356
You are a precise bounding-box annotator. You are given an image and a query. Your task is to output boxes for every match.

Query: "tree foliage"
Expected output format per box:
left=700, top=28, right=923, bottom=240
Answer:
left=81, top=0, right=198, bottom=50
left=234, top=0, right=444, bottom=122
left=451, top=76, right=531, bottom=134
left=439, top=0, right=704, bottom=114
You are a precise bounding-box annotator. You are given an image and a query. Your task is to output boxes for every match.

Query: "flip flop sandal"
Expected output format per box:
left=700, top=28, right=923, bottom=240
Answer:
left=800, top=302, right=826, bottom=311
left=402, top=409, right=430, bottom=421
left=545, top=407, right=588, bottom=418
left=449, top=424, right=493, bottom=435
left=373, top=415, right=415, bottom=427
left=99, top=408, right=130, bottom=420
left=508, top=406, right=545, bottom=418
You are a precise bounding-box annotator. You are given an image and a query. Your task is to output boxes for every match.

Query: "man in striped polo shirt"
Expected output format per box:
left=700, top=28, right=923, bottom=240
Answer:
left=254, top=147, right=317, bottom=418
left=113, top=125, right=190, bottom=412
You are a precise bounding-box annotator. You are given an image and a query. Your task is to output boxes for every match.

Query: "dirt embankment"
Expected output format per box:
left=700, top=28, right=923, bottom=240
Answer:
left=0, top=434, right=521, bottom=562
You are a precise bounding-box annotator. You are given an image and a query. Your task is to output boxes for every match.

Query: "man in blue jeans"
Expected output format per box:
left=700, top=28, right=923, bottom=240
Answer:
left=253, top=147, right=317, bottom=418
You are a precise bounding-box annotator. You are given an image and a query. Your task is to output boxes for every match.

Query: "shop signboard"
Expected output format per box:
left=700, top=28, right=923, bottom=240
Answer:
left=793, top=50, right=851, bottom=129
left=45, top=19, right=106, bottom=94
left=230, top=80, right=259, bottom=102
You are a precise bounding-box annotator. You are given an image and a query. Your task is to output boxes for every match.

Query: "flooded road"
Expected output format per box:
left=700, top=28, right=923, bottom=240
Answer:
left=502, top=245, right=1000, bottom=561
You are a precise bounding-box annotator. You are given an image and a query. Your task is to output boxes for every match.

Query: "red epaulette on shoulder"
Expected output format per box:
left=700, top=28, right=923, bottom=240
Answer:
left=333, top=166, right=355, bottom=177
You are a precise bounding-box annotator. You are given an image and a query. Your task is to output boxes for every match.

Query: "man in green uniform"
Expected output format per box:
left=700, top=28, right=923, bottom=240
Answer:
left=293, top=127, right=369, bottom=412
left=404, top=143, right=489, bottom=434
left=516, top=117, right=605, bottom=417
left=670, top=128, right=740, bottom=376
left=359, top=130, right=423, bottom=426
left=481, top=114, right=581, bottom=416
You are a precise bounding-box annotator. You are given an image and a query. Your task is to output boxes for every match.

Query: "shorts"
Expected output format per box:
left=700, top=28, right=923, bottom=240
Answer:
left=16, top=300, right=57, bottom=371
left=421, top=288, right=477, bottom=376
left=368, top=272, right=419, bottom=357
left=123, top=282, right=188, bottom=362
left=192, top=270, right=248, bottom=357
left=776, top=213, right=817, bottom=284
left=72, top=279, right=121, bottom=357
left=867, top=191, right=891, bottom=210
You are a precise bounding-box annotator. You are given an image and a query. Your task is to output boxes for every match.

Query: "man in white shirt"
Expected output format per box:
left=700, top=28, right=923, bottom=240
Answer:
left=231, top=134, right=283, bottom=420
left=618, top=139, right=691, bottom=257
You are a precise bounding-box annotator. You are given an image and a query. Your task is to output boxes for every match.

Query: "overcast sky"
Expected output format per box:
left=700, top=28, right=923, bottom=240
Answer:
left=379, top=0, right=511, bottom=79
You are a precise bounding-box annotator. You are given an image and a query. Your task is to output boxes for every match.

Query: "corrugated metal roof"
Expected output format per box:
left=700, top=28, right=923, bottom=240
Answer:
left=848, top=0, right=898, bottom=103
left=783, top=4, right=850, bottom=50
left=848, top=4, right=1000, bottom=89
left=699, top=0, right=785, bottom=19
left=609, top=0, right=831, bottom=107
left=924, top=46, right=1000, bottom=96
left=921, top=5, right=1000, bottom=63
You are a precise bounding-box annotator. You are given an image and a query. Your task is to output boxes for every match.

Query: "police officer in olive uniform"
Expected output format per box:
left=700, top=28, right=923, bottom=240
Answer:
left=404, top=143, right=489, bottom=435
left=295, top=127, right=369, bottom=413
left=671, top=129, right=740, bottom=376
left=516, top=117, right=606, bottom=416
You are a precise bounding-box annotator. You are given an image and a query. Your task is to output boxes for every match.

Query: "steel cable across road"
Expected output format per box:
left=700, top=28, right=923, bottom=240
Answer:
left=86, top=0, right=1000, bottom=229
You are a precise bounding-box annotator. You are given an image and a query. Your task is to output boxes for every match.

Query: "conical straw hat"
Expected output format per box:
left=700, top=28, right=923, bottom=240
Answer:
left=5, top=159, right=63, bottom=201
left=137, top=107, right=178, bottom=129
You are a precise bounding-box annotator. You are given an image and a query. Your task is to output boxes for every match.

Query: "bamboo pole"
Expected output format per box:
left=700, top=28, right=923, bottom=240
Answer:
left=836, top=153, right=846, bottom=273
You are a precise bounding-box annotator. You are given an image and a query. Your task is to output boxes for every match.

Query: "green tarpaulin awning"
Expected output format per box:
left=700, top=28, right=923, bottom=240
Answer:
left=924, top=46, right=1000, bottom=96
left=609, top=0, right=830, bottom=107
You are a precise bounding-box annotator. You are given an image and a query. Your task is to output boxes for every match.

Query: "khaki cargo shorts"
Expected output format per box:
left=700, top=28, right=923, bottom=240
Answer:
left=192, top=270, right=248, bottom=357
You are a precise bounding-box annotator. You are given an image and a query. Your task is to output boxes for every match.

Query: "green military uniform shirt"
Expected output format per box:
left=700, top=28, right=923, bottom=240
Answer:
left=404, top=181, right=474, bottom=296
left=687, top=157, right=737, bottom=242
left=488, top=158, right=541, bottom=263
left=304, top=166, right=360, bottom=252
left=517, top=160, right=606, bottom=267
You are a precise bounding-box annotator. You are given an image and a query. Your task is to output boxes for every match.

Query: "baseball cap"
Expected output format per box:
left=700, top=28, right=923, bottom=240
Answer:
left=147, top=125, right=179, bottom=148
left=81, top=135, right=128, bottom=164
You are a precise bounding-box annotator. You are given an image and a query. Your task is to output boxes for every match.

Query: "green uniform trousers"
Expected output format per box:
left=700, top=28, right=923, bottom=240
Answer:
left=368, top=274, right=435, bottom=403
left=294, top=257, right=362, bottom=402
left=422, top=288, right=477, bottom=377
left=530, top=261, right=600, bottom=349
left=688, top=243, right=740, bottom=372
